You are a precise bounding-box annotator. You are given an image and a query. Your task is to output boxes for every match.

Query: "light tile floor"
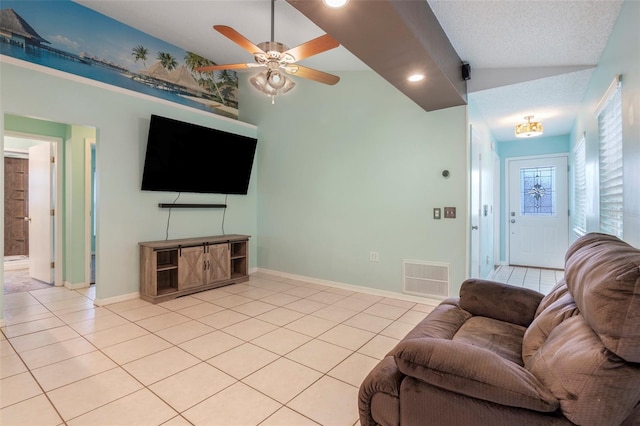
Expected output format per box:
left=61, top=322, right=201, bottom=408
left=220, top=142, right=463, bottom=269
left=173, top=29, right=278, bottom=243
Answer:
left=488, top=266, right=564, bottom=295
left=1, top=273, right=436, bottom=426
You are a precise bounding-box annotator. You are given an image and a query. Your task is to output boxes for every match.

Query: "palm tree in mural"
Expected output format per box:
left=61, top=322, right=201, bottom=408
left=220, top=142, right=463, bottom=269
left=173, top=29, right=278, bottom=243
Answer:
left=185, top=51, right=226, bottom=104
left=131, top=45, right=149, bottom=68
left=216, top=70, right=239, bottom=107
left=157, top=52, right=178, bottom=71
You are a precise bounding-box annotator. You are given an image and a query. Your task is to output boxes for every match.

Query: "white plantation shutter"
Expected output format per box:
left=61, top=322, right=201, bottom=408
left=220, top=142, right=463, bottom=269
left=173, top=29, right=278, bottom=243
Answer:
left=573, top=135, right=586, bottom=236
left=597, top=78, right=623, bottom=238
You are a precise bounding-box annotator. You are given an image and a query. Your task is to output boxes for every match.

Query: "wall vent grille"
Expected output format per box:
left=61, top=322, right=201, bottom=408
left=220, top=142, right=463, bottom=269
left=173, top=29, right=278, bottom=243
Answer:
left=403, top=260, right=449, bottom=298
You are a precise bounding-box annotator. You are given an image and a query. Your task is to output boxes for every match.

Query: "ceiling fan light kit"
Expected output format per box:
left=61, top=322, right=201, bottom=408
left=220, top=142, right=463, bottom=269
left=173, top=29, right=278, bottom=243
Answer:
left=515, top=115, right=544, bottom=138
left=195, top=0, right=340, bottom=104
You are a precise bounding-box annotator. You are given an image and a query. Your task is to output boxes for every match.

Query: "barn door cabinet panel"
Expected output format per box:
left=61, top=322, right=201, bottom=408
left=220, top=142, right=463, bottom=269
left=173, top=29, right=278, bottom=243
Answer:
left=139, top=234, right=249, bottom=303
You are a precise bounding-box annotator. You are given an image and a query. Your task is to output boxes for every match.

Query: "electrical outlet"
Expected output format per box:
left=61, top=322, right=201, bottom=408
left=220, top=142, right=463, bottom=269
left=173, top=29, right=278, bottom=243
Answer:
left=369, top=251, right=380, bottom=262
left=444, top=207, right=456, bottom=218
left=433, top=208, right=441, bottom=220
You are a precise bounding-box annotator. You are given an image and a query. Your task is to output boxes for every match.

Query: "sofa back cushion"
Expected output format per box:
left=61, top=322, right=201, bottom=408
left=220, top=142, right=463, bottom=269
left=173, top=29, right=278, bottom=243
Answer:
left=524, top=315, right=640, bottom=425
left=564, top=233, right=640, bottom=362
left=522, top=282, right=578, bottom=365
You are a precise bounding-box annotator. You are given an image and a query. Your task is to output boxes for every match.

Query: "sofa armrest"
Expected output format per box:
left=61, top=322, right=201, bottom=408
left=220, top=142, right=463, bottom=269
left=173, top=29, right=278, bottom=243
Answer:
left=459, top=279, right=544, bottom=327
left=393, top=338, right=559, bottom=413
left=358, top=356, right=403, bottom=426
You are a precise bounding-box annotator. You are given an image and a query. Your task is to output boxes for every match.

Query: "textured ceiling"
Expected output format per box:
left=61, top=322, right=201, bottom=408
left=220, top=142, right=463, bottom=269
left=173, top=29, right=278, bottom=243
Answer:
left=74, top=0, right=623, bottom=142
left=429, top=0, right=623, bottom=141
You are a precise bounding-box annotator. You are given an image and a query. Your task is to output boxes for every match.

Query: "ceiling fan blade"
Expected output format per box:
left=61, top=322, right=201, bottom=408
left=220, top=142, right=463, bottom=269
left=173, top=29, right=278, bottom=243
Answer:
left=283, top=34, right=339, bottom=62
left=214, top=25, right=265, bottom=55
left=284, top=65, right=340, bottom=85
left=196, top=63, right=263, bottom=72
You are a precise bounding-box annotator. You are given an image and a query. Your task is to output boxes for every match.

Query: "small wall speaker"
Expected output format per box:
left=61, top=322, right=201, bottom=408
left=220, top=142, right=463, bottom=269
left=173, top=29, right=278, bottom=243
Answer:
left=461, top=63, right=471, bottom=81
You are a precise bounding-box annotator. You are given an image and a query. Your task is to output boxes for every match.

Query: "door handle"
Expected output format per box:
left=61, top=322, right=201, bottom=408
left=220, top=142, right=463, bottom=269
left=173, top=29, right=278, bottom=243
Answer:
left=471, top=225, right=478, bottom=230
left=24, top=217, right=31, bottom=222
left=511, top=219, right=516, bottom=223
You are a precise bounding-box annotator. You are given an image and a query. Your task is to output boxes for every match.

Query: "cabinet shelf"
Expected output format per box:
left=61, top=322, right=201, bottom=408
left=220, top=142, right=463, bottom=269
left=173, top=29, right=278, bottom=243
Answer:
left=140, top=234, right=250, bottom=304
left=157, top=264, right=178, bottom=272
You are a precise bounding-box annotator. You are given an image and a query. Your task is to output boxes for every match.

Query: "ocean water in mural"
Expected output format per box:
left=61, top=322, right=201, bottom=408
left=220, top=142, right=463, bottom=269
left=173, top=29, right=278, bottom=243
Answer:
left=0, top=0, right=238, bottom=119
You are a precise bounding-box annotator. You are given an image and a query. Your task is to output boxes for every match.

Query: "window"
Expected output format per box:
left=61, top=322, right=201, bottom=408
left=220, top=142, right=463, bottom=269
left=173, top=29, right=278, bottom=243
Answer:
left=520, top=166, right=556, bottom=216
left=573, top=135, right=586, bottom=236
left=597, top=77, right=623, bottom=238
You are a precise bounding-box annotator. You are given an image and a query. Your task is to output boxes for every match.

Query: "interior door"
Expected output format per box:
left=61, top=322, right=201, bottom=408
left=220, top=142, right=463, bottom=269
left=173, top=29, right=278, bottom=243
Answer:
left=4, top=157, right=29, bottom=256
left=28, top=143, right=53, bottom=283
left=508, top=155, right=568, bottom=269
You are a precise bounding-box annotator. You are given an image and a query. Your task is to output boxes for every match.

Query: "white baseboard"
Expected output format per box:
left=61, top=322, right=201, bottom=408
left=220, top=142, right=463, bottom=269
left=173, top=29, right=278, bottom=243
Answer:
left=64, top=281, right=89, bottom=290
left=3, top=260, right=29, bottom=271
left=248, top=267, right=258, bottom=275
left=254, top=268, right=443, bottom=306
left=94, top=292, right=140, bottom=307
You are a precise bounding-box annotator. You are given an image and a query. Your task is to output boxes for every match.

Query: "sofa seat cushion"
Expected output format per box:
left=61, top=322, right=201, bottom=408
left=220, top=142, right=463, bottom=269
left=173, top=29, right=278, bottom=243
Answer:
left=564, top=233, right=640, bottom=362
left=393, top=338, right=559, bottom=412
left=526, top=315, right=640, bottom=426
left=402, top=298, right=472, bottom=341
left=453, top=316, right=526, bottom=366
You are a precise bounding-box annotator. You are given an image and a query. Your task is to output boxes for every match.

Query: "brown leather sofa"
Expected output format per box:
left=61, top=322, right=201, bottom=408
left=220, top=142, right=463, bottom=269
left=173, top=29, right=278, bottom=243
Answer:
left=359, top=233, right=640, bottom=425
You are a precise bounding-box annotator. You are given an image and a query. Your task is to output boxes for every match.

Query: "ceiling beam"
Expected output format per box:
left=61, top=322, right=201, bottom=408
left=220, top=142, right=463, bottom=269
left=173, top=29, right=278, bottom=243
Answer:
left=287, top=0, right=467, bottom=111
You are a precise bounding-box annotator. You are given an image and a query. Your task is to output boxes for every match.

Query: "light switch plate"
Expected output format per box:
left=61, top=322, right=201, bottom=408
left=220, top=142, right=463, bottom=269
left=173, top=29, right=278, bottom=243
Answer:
left=444, top=207, right=456, bottom=218
left=433, top=208, right=441, bottom=220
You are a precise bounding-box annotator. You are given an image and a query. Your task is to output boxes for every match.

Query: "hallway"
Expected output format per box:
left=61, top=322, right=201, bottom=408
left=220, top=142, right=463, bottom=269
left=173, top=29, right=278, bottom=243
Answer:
left=488, top=266, right=564, bottom=295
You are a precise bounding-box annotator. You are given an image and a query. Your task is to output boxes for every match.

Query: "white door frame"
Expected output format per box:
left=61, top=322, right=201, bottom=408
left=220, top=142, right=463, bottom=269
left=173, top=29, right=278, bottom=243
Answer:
left=505, top=153, right=569, bottom=267
left=469, top=125, right=481, bottom=278
left=84, top=138, right=95, bottom=287
left=4, top=131, right=63, bottom=287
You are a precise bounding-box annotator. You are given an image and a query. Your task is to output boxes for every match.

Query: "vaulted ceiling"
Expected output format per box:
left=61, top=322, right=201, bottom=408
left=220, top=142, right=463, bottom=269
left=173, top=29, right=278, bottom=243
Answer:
left=75, top=0, right=623, bottom=142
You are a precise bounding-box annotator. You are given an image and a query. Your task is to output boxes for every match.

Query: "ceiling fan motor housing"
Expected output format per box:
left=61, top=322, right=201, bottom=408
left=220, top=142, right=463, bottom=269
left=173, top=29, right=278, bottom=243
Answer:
left=255, top=41, right=295, bottom=64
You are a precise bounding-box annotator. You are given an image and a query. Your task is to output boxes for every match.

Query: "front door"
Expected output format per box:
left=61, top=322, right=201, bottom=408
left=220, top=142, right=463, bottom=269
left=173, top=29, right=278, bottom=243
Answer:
left=508, top=155, right=568, bottom=269
left=28, top=142, right=53, bottom=283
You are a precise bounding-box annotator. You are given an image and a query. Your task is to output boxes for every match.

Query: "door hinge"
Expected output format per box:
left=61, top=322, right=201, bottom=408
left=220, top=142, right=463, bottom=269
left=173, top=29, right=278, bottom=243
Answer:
left=51, top=209, right=55, bottom=216
left=50, top=261, right=55, bottom=268
left=51, top=156, right=55, bottom=164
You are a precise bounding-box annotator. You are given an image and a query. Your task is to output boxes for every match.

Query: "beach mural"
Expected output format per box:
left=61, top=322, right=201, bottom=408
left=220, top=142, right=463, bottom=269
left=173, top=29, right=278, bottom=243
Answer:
left=0, top=0, right=238, bottom=119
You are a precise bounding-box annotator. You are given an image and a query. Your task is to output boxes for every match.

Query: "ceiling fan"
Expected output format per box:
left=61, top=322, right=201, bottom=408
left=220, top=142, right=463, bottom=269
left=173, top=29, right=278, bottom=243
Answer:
left=195, top=0, right=340, bottom=101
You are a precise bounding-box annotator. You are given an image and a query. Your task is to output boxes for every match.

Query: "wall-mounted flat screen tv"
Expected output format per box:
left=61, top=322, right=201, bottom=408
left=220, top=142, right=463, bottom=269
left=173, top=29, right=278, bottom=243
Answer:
left=141, top=115, right=257, bottom=194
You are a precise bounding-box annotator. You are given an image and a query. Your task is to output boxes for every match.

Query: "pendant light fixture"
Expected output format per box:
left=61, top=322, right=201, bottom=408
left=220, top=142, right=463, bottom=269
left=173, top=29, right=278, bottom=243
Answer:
left=515, top=115, right=544, bottom=138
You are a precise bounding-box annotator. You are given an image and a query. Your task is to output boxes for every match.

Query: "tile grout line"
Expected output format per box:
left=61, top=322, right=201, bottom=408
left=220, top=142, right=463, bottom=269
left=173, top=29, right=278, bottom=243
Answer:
left=2, top=278, right=432, bottom=425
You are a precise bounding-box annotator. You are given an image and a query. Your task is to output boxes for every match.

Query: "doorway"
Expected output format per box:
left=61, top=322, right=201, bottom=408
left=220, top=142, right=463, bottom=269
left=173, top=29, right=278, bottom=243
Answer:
left=85, top=138, right=96, bottom=286
left=3, top=132, right=63, bottom=292
left=506, top=154, right=568, bottom=269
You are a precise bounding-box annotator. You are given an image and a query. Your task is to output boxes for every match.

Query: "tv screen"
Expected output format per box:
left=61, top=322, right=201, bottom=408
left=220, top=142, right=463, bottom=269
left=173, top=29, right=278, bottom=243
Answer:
left=141, top=115, right=257, bottom=194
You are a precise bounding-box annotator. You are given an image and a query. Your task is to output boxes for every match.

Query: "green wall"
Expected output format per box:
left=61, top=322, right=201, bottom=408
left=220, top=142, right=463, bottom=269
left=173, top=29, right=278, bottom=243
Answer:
left=241, top=71, right=469, bottom=298
left=0, top=60, right=258, bottom=314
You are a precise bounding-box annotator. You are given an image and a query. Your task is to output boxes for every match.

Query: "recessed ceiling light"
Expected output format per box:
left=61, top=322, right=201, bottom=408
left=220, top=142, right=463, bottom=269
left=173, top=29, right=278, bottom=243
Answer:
left=408, top=74, right=425, bottom=82
left=323, top=0, right=349, bottom=8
